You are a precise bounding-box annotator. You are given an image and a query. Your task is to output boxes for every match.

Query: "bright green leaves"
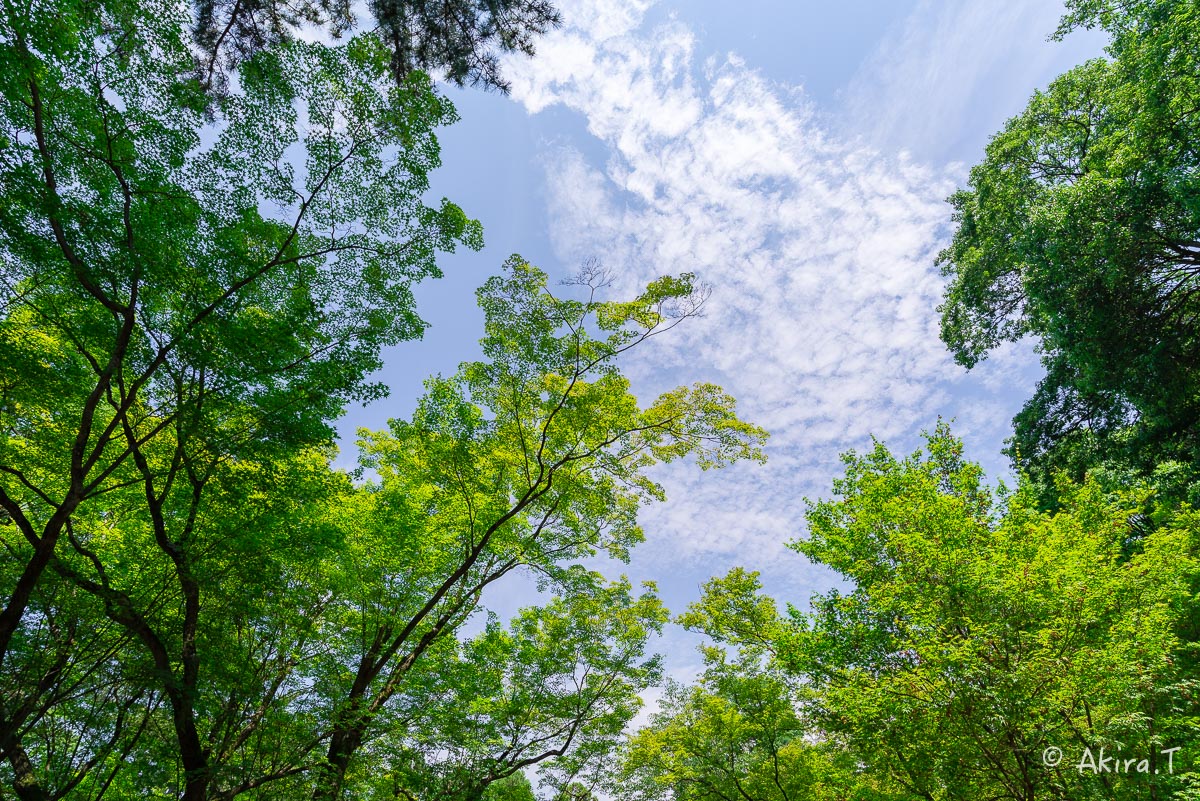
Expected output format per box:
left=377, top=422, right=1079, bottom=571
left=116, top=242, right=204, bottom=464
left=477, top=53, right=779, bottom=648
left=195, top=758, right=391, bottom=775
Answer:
left=798, top=423, right=993, bottom=589
left=174, top=38, right=482, bottom=438
left=677, top=568, right=782, bottom=655
left=0, top=8, right=484, bottom=496
left=594, top=273, right=701, bottom=332
left=477, top=260, right=763, bottom=472
left=293, top=260, right=765, bottom=797
left=619, top=567, right=897, bottom=801
left=323, top=575, right=666, bottom=801
left=371, top=258, right=766, bottom=571
left=785, top=426, right=1200, bottom=800
left=475, top=258, right=707, bottom=380
left=641, top=426, right=1200, bottom=801
left=483, top=772, right=537, bottom=801
left=408, top=578, right=667, bottom=798
left=359, top=257, right=766, bottom=584
left=616, top=632, right=872, bottom=801
left=345, top=257, right=766, bottom=798
left=641, top=384, right=770, bottom=471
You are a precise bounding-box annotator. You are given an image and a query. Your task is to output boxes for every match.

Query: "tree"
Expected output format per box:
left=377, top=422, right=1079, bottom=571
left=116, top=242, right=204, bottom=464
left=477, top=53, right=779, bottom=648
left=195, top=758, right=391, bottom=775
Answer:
left=617, top=570, right=898, bottom=801
left=304, top=258, right=766, bottom=799
left=7, top=449, right=351, bottom=800
left=0, top=0, right=480, bottom=793
left=554, top=784, right=598, bottom=801
left=786, top=425, right=1200, bottom=800
left=369, top=579, right=667, bottom=801
left=617, top=655, right=863, bottom=801
left=483, top=773, right=536, bottom=801
left=192, top=0, right=562, bottom=94
left=937, top=0, right=1200, bottom=484
left=2, top=254, right=766, bottom=799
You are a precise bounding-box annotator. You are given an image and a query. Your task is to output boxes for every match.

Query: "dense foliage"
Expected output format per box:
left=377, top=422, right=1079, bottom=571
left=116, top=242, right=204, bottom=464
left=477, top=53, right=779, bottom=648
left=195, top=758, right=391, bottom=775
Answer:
left=937, top=0, right=1200, bottom=487
left=790, top=429, right=1200, bottom=800
left=630, top=428, right=1200, bottom=801
left=6, top=0, right=1200, bottom=799
left=193, top=0, right=561, bottom=93
left=0, top=0, right=766, bottom=796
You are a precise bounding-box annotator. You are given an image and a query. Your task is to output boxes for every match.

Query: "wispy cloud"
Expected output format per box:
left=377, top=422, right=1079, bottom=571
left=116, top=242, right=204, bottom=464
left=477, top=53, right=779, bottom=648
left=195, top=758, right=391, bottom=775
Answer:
left=839, top=0, right=1106, bottom=160
left=504, top=1, right=1054, bottom=588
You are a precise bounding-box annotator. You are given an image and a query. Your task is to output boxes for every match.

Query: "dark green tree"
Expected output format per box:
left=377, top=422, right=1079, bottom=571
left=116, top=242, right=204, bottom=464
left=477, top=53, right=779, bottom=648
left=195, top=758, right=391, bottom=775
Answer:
left=937, top=0, right=1200, bottom=487
left=192, top=0, right=562, bottom=93
left=0, top=0, right=479, bottom=793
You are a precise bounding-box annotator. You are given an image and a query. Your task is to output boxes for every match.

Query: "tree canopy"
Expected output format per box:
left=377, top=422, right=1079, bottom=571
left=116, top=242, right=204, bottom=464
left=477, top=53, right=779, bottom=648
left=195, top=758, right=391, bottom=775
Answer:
left=937, top=0, right=1200, bottom=484
left=8, top=0, right=1200, bottom=800
left=1, top=246, right=766, bottom=798
left=790, top=427, right=1200, bottom=800
left=0, top=0, right=769, bottom=795
left=192, top=0, right=562, bottom=93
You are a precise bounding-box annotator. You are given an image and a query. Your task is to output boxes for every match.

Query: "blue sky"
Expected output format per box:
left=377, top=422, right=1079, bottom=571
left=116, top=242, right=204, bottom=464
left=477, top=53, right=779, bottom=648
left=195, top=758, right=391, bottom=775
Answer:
left=336, top=0, right=1106, bottom=687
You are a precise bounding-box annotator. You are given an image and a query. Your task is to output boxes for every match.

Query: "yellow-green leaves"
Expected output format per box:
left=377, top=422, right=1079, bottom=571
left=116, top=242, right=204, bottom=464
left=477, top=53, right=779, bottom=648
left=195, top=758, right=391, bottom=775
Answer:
left=788, top=426, right=1200, bottom=800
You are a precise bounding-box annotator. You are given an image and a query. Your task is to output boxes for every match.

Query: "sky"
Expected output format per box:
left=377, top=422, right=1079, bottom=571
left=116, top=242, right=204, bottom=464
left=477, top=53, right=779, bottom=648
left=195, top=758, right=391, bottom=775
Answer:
left=335, top=0, right=1106, bottom=688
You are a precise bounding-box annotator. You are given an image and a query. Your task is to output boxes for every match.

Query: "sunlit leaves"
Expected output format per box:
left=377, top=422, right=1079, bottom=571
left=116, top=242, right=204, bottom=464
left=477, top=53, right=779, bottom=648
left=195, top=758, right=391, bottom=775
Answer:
left=787, top=426, right=1200, bottom=800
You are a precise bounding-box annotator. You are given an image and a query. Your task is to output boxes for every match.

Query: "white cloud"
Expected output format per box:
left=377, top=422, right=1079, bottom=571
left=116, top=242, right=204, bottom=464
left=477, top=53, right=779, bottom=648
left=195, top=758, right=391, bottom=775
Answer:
left=557, top=0, right=657, bottom=41
left=839, top=0, right=1106, bottom=160
left=504, top=1, right=1047, bottom=591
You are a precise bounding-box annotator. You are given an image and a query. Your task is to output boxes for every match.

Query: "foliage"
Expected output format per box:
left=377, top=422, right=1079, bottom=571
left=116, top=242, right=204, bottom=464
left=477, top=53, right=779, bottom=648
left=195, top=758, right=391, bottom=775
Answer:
left=192, top=0, right=562, bottom=93
left=0, top=249, right=765, bottom=799
left=15, top=0, right=1200, bottom=800
left=483, top=773, right=536, bottom=801
left=307, top=258, right=765, bottom=799
left=0, top=0, right=480, bottom=795
left=481, top=584, right=661, bottom=799
left=937, top=0, right=1200, bottom=486
left=617, top=571, right=903, bottom=801
left=344, top=578, right=669, bottom=801
left=786, top=425, right=1200, bottom=801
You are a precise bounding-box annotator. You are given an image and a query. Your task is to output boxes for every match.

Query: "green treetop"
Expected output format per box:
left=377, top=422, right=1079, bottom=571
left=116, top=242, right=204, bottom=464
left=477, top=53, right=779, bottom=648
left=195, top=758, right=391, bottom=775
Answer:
left=937, top=1, right=1200, bottom=486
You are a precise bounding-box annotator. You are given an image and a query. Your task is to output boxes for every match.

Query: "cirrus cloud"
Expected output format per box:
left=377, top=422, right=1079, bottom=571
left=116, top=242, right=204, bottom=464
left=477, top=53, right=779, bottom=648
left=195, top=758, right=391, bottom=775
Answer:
left=503, top=1, right=1054, bottom=588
